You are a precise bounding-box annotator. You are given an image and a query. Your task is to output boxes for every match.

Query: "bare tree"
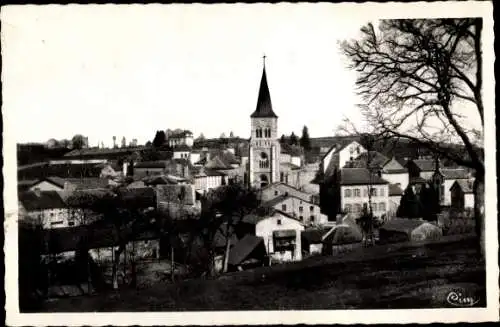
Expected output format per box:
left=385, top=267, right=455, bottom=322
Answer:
left=341, top=18, right=485, bottom=255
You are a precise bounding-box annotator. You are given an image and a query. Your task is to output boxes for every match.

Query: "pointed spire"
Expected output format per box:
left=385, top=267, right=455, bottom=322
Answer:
left=251, top=56, right=278, bottom=118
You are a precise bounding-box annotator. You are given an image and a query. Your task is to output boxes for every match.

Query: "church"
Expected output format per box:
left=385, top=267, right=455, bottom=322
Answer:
left=246, top=58, right=312, bottom=190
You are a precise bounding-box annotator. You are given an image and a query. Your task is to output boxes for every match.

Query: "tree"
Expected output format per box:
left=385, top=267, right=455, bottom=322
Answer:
left=397, top=186, right=421, bottom=219
left=300, top=125, right=311, bottom=151
left=196, top=133, right=206, bottom=142
left=419, top=182, right=440, bottom=221
left=152, top=130, right=167, bottom=148
left=200, top=183, right=259, bottom=274
left=289, top=132, right=298, bottom=146
left=145, top=141, right=152, bottom=147
left=121, top=136, right=126, bottom=148
left=112, top=136, right=117, bottom=148
left=229, top=131, right=235, bottom=138
left=72, top=134, right=85, bottom=150
left=220, top=132, right=226, bottom=139
left=341, top=19, right=485, bottom=255
left=280, top=134, right=286, bottom=144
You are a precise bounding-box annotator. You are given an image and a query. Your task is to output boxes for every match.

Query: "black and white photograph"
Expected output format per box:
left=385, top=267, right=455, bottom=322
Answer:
left=3, top=1, right=498, bottom=325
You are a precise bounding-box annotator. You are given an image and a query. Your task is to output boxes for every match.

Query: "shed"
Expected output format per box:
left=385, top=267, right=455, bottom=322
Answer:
left=379, top=218, right=442, bottom=244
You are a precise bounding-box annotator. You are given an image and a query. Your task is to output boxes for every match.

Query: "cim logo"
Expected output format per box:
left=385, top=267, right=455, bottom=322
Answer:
left=446, top=288, right=480, bottom=307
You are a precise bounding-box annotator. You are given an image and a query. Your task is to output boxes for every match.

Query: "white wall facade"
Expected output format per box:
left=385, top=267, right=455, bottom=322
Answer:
left=255, top=213, right=304, bottom=262
left=194, top=175, right=224, bottom=192
left=464, top=193, right=475, bottom=209
left=381, top=172, right=409, bottom=192
left=25, top=208, right=86, bottom=229
left=260, top=183, right=312, bottom=202
left=340, top=184, right=389, bottom=218
left=190, top=152, right=201, bottom=165
left=269, top=196, right=328, bottom=226
left=173, top=151, right=190, bottom=160
left=338, top=141, right=366, bottom=169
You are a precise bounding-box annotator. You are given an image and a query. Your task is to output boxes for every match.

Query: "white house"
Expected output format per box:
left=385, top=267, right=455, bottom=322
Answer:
left=340, top=168, right=390, bottom=218
left=381, top=157, right=409, bottom=191
left=388, top=183, right=404, bottom=218
left=192, top=168, right=228, bottom=193
left=172, top=145, right=191, bottom=160
left=450, top=179, right=475, bottom=210
left=26, top=177, right=67, bottom=192
left=243, top=210, right=305, bottom=262
left=261, top=194, right=328, bottom=226
left=321, top=141, right=367, bottom=178
left=167, top=130, right=194, bottom=147
left=259, top=182, right=314, bottom=203
left=439, top=168, right=471, bottom=206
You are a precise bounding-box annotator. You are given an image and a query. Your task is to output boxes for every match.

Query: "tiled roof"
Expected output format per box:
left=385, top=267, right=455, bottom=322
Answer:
left=281, top=144, right=303, bottom=156
left=63, top=146, right=145, bottom=157
left=205, top=156, right=230, bottom=170
left=19, top=190, right=67, bottom=211
left=228, top=235, right=265, bottom=266
left=65, top=178, right=110, bottom=190
left=382, top=157, right=406, bottom=173
left=173, top=144, right=192, bottom=151
left=410, top=159, right=437, bottom=172
left=322, top=224, right=363, bottom=245
left=260, top=194, right=289, bottom=209
left=169, top=130, right=193, bottom=138
left=212, top=224, right=238, bottom=248
left=116, top=187, right=157, bottom=208
left=242, top=209, right=299, bottom=225
left=441, top=168, right=469, bottom=180
left=389, top=183, right=404, bottom=196
left=280, top=162, right=300, bottom=170
left=346, top=151, right=389, bottom=169
left=452, top=179, right=474, bottom=194
left=301, top=228, right=329, bottom=244
left=340, top=168, right=389, bottom=185
left=250, top=67, right=278, bottom=118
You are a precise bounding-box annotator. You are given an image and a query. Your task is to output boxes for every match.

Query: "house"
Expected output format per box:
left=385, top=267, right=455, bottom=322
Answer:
left=381, top=157, right=409, bottom=192
left=133, top=161, right=169, bottom=177
left=156, top=184, right=201, bottom=219
left=340, top=168, right=390, bottom=218
left=388, top=183, right=404, bottom=217
left=172, top=144, right=192, bottom=160
left=227, top=234, right=267, bottom=271
left=261, top=194, right=328, bottom=226
left=192, top=167, right=228, bottom=193
left=63, top=177, right=114, bottom=191
left=378, top=218, right=442, bottom=244
left=437, top=168, right=471, bottom=206
left=321, top=140, right=367, bottom=180
left=280, top=144, right=304, bottom=168
left=321, top=218, right=363, bottom=255
left=278, top=162, right=301, bottom=187
left=344, top=150, right=389, bottom=171
left=405, top=158, right=437, bottom=183
left=167, top=130, right=194, bottom=147
left=450, top=179, right=475, bottom=210
left=259, top=182, right=314, bottom=203
left=301, top=228, right=329, bottom=255
left=18, top=190, right=84, bottom=229
left=242, top=210, right=305, bottom=262
left=22, top=176, right=67, bottom=192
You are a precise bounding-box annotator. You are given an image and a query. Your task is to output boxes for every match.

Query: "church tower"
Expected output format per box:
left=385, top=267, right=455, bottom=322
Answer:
left=248, top=57, right=280, bottom=188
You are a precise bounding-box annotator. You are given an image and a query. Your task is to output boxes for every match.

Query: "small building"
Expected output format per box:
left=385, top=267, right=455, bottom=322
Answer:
left=172, top=144, right=192, bottom=160
left=378, top=218, right=442, bottom=244
left=388, top=183, right=404, bottom=217
left=192, top=167, right=228, bottom=193
left=321, top=222, right=363, bottom=255
left=242, top=210, right=305, bottom=262
left=321, top=140, right=367, bottom=180
left=438, top=168, right=471, bottom=206
left=301, top=228, right=329, bottom=255
left=133, top=161, right=169, bottom=177
left=340, top=168, right=390, bottom=218
left=167, top=130, right=194, bottom=148
left=405, top=159, right=437, bottom=182
left=23, top=176, right=67, bottom=192
left=259, top=182, right=314, bottom=203
left=260, top=194, right=328, bottom=226
left=381, top=157, right=409, bottom=191
left=227, top=235, right=267, bottom=271
left=450, top=179, right=475, bottom=210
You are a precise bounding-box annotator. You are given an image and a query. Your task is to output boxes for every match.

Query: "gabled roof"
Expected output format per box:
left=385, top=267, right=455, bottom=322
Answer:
left=408, top=159, right=437, bottom=172
left=340, top=168, right=389, bottom=186
left=347, top=151, right=389, bottom=169
left=64, top=178, right=110, bottom=190
left=19, top=190, right=67, bottom=211
left=205, top=156, right=230, bottom=170
left=301, top=228, right=329, bottom=244
left=250, top=66, right=278, bottom=118
left=441, top=168, right=469, bottom=180
left=228, top=235, right=265, bottom=266
left=242, top=209, right=301, bottom=225
left=280, top=162, right=300, bottom=170
left=451, top=179, right=474, bottom=194
left=322, top=224, right=363, bottom=245
left=389, top=183, right=404, bottom=196
left=29, top=176, right=67, bottom=189
left=382, top=157, right=407, bottom=173
left=379, top=218, right=425, bottom=233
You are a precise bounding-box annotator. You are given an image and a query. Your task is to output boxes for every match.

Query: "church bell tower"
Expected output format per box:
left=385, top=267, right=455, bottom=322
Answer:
left=248, top=56, right=280, bottom=188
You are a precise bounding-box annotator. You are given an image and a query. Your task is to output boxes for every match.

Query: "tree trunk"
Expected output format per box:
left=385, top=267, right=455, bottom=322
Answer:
left=112, top=245, right=125, bottom=290
left=171, top=245, right=175, bottom=282
left=473, top=175, right=485, bottom=259
left=223, top=234, right=231, bottom=273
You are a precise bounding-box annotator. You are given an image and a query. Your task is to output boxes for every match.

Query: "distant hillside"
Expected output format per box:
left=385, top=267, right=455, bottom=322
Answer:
left=17, top=144, right=72, bottom=166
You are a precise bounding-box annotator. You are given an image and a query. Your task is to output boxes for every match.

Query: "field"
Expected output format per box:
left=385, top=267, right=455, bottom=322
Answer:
left=38, top=235, right=485, bottom=311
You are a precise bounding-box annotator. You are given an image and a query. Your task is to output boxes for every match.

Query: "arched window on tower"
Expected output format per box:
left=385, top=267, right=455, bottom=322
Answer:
left=259, top=152, right=269, bottom=168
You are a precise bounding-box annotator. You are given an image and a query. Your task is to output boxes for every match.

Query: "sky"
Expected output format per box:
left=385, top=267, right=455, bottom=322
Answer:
left=1, top=3, right=489, bottom=148
left=1, top=4, right=372, bottom=147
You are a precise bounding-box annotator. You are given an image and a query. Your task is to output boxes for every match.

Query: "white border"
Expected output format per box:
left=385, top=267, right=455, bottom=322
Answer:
left=3, top=1, right=498, bottom=325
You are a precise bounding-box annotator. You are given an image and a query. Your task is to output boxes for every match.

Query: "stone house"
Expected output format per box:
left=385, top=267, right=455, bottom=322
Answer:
left=261, top=194, right=328, bottom=226
left=450, top=179, right=475, bottom=210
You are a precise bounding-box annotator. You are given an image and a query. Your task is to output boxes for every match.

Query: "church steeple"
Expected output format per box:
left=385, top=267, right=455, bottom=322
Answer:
left=251, top=58, right=278, bottom=118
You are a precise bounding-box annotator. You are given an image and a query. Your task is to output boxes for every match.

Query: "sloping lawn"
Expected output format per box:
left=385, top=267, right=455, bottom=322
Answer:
left=39, top=236, right=485, bottom=311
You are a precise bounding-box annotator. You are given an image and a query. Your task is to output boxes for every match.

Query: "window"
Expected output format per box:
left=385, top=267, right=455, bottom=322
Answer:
left=345, top=204, right=352, bottom=213
left=344, top=189, right=352, bottom=197
left=280, top=172, right=284, bottom=182
left=274, top=190, right=279, bottom=196
left=282, top=204, right=287, bottom=212
left=277, top=219, right=282, bottom=225
left=354, top=203, right=362, bottom=213
left=256, top=128, right=262, bottom=138
left=371, top=188, right=378, bottom=197
left=284, top=192, right=289, bottom=196
left=354, top=188, right=361, bottom=197
left=363, top=188, right=368, bottom=197
left=68, top=221, right=75, bottom=226
left=372, top=203, right=378, bottom=211
left=379, top=202, right=386, bottom=212
left=299, top=216, right=304, bottom=221
left=50, top=221, right=64, bottom=226
left=310, top=216, right=315, bottom=222
left=299, top=206, right=303, bottom=213
left=379, top=187, right=385, bottom=196
left=310, top=206, right=314, bottom=212
left=259, top=152, right=269, bottom=168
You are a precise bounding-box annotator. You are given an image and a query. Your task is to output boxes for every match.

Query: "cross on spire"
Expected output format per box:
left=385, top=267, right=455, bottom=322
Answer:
left=263, top=54, right=266, bottom=68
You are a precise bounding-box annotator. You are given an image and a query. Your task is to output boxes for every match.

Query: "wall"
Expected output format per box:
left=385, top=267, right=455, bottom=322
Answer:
left=340, top=184, right=389, bottom=218
left=291, top=156, right=301, bottom=168
left=134, top=167, right=165, bottom=178
left=190, top=152, right=201, bottom=165
left=255, top=213, right=304, bottom=262
left=420, top=171, right=434, bottom=180
left=250, top=117, right=280, bottom=186
left=464, top=193, right=474, bottom=209
left=270, top=197, right=328, bottom=226
left=381, top=172, right=409, bottom=192
left=338, top=141, right=366, bottom=169
left=173, top=151, right=190, bottom=160
left=194, top=175, right=223, bottom=192
left=260, top=183, right=312, bottom=202
left=388, top=195, right=401, bottom=218
left=443, top=178, right=469, bottom=206
left=27, top=208, right=87, bottom=229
